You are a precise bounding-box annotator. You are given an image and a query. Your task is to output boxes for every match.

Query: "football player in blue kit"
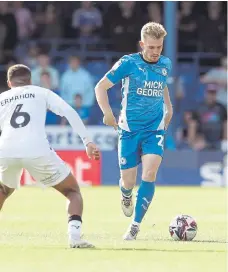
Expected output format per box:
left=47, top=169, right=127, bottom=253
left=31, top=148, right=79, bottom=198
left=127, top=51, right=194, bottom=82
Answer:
left=95, top=22, right=173, bottom=240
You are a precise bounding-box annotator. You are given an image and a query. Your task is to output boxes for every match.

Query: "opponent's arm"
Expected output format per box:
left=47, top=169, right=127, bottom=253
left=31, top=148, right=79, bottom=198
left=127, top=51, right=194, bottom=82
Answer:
left=46, top=90, right=100, bottom=160
left=163, top=86, right=173, bottom=130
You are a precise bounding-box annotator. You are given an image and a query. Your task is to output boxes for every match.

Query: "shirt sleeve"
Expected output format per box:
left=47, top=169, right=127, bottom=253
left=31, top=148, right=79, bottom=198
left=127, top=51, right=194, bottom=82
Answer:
left=46, top=89, right=92, bottom=146
left=106, top=56, right=131, bottom=84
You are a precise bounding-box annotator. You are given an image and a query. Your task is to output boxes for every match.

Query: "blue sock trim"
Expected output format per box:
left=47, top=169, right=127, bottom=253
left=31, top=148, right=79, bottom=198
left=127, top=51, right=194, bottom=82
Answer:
left=121, top=186, right=133, bottom=197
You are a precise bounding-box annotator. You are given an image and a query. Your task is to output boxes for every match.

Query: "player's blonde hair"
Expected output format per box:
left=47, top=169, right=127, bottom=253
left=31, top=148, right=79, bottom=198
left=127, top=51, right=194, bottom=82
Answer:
left=141, top=22, right=167, bottom=41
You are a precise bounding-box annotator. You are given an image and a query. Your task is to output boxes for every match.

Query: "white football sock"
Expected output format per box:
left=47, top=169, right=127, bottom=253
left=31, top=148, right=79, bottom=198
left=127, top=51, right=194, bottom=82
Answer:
left=68, top=220, right=82, bottom=241
left=132, top=221, right=140, bottom=227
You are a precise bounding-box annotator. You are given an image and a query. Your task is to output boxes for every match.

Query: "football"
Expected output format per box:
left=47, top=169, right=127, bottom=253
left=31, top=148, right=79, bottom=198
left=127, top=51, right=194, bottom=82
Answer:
left=169, top=215, right=198, bottom=241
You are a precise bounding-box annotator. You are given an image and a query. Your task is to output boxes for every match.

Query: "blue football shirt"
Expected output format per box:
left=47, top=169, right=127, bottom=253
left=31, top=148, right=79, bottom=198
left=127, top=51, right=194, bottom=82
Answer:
left=106, top=53, right=172, bottom=132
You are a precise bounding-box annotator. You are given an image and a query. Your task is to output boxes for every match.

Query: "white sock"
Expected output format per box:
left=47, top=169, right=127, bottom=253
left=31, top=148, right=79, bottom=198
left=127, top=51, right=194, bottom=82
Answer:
left=68, top=220, right=82, bottom=241
left=132, top=221, right=140, bottom=227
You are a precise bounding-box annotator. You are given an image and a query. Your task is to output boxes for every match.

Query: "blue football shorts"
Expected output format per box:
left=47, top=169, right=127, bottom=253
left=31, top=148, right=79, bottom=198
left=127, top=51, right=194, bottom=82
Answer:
left=118, top=129, right=165, bottom=169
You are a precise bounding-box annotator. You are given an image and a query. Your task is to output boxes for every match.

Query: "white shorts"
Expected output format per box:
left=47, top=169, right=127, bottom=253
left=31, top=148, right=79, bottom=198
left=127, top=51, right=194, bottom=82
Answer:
left=0, top=150, right=71, bottom=189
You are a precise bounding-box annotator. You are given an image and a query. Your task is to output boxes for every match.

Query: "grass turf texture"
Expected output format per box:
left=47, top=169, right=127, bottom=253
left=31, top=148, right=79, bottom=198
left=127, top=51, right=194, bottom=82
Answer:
left=0, top=186, right=227, bottom=272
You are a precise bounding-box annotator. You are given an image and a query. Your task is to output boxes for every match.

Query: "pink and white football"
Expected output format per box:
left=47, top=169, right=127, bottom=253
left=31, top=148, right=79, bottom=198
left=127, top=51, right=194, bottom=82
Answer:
left=169, top=215, right=198, bottom=241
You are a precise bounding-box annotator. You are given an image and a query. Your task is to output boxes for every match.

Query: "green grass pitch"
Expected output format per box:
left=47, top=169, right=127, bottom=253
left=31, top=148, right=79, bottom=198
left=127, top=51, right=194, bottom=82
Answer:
left=0, top=186, right=227, bottom=272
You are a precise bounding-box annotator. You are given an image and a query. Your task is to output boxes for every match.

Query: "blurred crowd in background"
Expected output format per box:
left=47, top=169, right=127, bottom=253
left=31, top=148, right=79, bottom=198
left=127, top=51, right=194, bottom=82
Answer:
left=0, top=1, right=227, bottom=152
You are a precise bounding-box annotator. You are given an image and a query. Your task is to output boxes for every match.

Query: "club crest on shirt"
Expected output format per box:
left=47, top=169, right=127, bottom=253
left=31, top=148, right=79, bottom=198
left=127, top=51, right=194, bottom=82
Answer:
left=120, top=157, right=127, bottom=165
left=162, top=68, right=167, bottom=76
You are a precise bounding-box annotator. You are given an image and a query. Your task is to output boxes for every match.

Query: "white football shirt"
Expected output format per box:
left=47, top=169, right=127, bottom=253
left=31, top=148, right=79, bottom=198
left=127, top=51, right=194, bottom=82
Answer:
left=0, top=85, right=91, bottom=158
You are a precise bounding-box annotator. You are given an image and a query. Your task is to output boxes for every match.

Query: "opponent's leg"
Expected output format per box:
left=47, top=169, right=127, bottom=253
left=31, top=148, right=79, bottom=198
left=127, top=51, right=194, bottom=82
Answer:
left=119, top=167, right=137, bottom=217
left=24, top=152, right=94, bottom=248
left=0, top=182, right=15, bottom=211
left=124, top=154, right=162, bottom=240
left=0, top=158, right=21, bottom=211
left=53, top=173, right=83, bottom=217
left=53, top=173, right=94, bottom=248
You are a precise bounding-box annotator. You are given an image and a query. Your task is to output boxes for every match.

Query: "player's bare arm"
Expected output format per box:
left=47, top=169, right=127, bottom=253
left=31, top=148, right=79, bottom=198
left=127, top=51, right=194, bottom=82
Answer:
left=95, top=76, right=118, bottom=130
left=163, top=86, right=173, bottom=130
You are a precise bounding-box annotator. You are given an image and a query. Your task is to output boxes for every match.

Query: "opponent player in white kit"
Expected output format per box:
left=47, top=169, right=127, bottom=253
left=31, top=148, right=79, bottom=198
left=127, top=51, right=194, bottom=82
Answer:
left=0, top=64, right=100, bottom=248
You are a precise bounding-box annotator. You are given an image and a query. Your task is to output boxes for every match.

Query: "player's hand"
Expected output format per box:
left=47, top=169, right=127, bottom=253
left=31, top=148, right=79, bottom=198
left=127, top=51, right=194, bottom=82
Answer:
left=103, top=111, right=118, bottom=130
left=86, top=142, right=100, bottom=160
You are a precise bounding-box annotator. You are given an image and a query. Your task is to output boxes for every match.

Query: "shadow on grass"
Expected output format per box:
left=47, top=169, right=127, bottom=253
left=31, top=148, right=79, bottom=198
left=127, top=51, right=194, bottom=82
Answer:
left=191, top=239, right=227, bottom=244
left=137, top=238, right=227, bottom=244
left=83, top=247, right=226, bottom=253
